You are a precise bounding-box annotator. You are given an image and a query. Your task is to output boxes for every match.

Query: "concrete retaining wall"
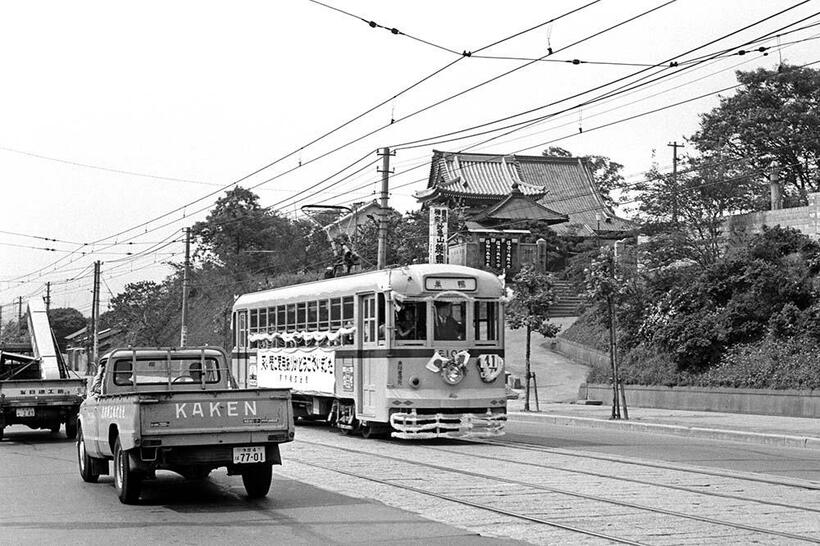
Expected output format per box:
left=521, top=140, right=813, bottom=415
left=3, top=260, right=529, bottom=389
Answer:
left=552, top=337, right=608, bottom=369
left=580, top=383, right=820, bottom=418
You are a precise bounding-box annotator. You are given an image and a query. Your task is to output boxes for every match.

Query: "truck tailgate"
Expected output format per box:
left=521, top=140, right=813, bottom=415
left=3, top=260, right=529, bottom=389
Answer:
left=137, top=388, right=292, bottom=441
left=0, top=378, right=86, bottom=406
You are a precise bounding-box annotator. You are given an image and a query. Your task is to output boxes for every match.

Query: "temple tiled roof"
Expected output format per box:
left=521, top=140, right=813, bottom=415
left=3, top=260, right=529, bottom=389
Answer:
left=417, top=151, right=547, bottom=201
left=418, top=150, right=634, bottom=235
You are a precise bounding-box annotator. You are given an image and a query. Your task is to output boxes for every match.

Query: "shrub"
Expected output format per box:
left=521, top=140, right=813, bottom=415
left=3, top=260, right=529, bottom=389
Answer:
left=696, top=337, right=820, bottom=390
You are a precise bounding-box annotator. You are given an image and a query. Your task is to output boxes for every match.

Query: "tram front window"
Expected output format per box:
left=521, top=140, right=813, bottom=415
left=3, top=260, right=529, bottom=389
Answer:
left=433, top=301, right=465, bottom=341
left=395, top=301, right=426, bottom=341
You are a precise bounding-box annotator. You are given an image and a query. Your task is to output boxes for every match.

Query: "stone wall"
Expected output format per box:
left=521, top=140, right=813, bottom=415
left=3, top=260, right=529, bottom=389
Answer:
left=725, top=192, right=820, bottom=239
left=580, top=383, right=820, bottom=418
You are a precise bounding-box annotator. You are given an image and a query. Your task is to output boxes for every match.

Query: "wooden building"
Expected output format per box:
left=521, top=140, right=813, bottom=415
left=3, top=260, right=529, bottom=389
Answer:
left=416, top=151, right=634, bottom=272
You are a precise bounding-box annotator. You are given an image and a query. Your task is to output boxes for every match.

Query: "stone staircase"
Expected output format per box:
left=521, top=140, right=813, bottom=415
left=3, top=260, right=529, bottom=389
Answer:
left=550, top=280, right=583, bottom=318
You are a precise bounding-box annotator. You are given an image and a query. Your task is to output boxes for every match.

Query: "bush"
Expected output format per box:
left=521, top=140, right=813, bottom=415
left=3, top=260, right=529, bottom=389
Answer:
left=695, top=337, right=820, bottom=390
left=560, top=311, right=610, bottom=352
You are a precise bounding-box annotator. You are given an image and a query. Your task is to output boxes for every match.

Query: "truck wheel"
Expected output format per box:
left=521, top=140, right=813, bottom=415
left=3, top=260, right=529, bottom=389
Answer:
left=0, top=426, right=4, bottom=441
left=241, top=464, right=272, bottom=498
left=50, top=423, right=61, bottom=434
left=65, top=417, right=78, bottom=440
left=77, top=425, right=99, bottom=483
left=113, top=437, right=142, bottom=504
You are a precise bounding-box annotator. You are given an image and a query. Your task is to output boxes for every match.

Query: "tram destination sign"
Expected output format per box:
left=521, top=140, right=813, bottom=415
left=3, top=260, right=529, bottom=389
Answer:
left=425, top=277, right=476, bottom=291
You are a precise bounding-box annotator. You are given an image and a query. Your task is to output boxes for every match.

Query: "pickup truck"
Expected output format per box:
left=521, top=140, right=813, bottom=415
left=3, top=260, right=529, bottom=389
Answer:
left=77, top=347, right=294, bottom=504
left=0, top=351, right=85, bottom=440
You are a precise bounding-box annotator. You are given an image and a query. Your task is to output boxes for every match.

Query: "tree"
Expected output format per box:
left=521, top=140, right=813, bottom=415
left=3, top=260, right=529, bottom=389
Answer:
left=635, top=155, right=757, bottom=269
left=192, top=187, right=315, bottom=281
left=349, top=208, right=460, bottom=268
left=584, top=247, right=629, bottom=418
left=691, top=64, right=820, bottom=206
left=47, top=307, right=86, bottom=350
left=543, top=146, right=626, bottom=207
left=106, top=281, right=174, bottom=345
left=505, top=266, right=560, bottom=411
left=635, top=226, right=820, bottom=374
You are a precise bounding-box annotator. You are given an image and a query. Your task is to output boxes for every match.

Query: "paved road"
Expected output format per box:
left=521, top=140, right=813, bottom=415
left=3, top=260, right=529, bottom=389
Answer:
left=3, top=414, right=819, bottom=545
left=0, top=427, right=516, bottom=546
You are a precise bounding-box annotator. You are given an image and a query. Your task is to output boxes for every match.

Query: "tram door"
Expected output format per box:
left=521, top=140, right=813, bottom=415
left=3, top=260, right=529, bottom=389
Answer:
left=358, top=294, right=379, bottom=419
left=233, top=310, right=249, bottom=388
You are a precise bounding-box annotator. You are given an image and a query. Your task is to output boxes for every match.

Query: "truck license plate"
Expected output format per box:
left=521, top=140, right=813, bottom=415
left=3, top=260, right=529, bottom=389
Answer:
left=16, top=408, right=35, bottom=418
left=233, top=446, right=265, bottom=464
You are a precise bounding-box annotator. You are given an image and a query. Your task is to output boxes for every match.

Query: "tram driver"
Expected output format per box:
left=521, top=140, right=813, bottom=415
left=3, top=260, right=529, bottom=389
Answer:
left=434, top=301, right=465, bottom=341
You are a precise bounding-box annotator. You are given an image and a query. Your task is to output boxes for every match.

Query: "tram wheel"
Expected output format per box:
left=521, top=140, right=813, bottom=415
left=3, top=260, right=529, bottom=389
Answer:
left=339, top=416, right=358, bottom=436
left=361, top=422, right=390, bottom=439
left=361, top=422, right=378, bottom=439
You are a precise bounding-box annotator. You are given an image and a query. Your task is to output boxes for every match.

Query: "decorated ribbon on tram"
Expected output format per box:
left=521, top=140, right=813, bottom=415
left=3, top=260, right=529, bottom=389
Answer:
left=249, top=325, right=356, bottom=346
left=425, top=350, right=504, bottom=384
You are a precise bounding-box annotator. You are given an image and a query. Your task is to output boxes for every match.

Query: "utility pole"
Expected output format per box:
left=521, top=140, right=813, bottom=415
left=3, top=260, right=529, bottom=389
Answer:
left=667, top=141, right=684, bottom=225
left=376, top=147, right=392, bottom=270
left=17, top=296, right=22, bottom=323
left=45, top=282, right=51, bottom=314
left=180, top=227, right=191, bottom=346
left=90, top=261, right=101, bottom=368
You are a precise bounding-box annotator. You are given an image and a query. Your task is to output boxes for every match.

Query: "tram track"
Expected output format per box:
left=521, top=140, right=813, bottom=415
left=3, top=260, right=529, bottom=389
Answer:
left=413, top=439, right=820, bottom=513
left=478, top=437, right=820, bottom=491
left=285, top=433, right=820, bottom=544
left=294, top=457, right=647, bottom=546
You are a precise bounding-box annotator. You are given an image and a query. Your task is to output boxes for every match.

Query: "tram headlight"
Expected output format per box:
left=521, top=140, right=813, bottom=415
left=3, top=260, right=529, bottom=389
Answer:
left=409, top=376, right=421, bottom=389
left=441, top=362, right=465, bottom=385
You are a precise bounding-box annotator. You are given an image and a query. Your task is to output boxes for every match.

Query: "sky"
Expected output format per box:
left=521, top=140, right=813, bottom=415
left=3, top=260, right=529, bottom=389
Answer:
left=1, top=0, right=818, bottom=316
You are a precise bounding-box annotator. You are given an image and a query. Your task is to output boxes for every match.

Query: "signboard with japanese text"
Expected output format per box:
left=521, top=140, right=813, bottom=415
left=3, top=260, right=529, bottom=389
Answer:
left=428, top=206, right=449, bottom=264
left=424, top=277, right=476, bottom=291
left=257, top=348, right=335, bottom=395
left=479, top=237, right=515, bottom=270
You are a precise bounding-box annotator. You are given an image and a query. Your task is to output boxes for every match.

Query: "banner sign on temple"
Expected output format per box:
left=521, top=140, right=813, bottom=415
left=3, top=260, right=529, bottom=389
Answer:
left=429, top=206, right=449, bottom=264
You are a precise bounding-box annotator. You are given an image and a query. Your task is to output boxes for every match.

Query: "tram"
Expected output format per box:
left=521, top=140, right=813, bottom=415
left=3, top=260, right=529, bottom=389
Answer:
left=230, top=264, right=507, bottom=439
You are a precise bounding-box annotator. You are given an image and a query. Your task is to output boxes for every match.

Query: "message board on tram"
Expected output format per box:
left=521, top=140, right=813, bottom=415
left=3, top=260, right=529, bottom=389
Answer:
left=256, top=349, right=335, bottom=395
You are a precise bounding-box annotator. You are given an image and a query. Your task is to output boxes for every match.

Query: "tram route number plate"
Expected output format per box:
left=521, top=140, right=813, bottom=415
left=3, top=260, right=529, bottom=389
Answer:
left=16, top=408, right=35, bottom=418
left=233, top=446, right=265, bottom=464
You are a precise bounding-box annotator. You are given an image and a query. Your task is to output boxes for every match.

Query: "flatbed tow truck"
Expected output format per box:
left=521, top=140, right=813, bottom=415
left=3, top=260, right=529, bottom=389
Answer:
left=0, top=297, right=86, bottom=440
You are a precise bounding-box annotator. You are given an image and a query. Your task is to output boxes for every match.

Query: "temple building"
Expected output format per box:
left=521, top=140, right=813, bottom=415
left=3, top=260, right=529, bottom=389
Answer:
left=416, top=150, right=634, bottom=271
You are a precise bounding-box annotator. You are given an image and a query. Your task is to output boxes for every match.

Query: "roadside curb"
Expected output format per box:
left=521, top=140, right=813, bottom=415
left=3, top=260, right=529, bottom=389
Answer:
left=508, top=411, right=820, bottom=450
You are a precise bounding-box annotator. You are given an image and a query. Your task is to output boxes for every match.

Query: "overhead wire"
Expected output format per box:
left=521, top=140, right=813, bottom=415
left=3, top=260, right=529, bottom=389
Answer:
left=1, top=1, right=812, bottom=306
left=391, top=4, right=819, bottom=152
left=0, top=0, right=614, bottom=291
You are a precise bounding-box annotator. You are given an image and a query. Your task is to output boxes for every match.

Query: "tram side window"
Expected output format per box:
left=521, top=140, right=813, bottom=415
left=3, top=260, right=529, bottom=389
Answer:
left=433, top=301, right=466, bottom=341
left=259, top=308, right=268, bottom=333
left=307, top=301, right=318, bottom=330
left=277, top=306, right=286, bottom=331
left=342, top=296, right=354, bottom=345
left=250, top=309, right=258, bottom=334
left=286, top=304, right=296, bottom=331
left=296, top=302, right=307, bottom=331
left=319, top=300, right=329, bottom=330
left=474, top=301, right=498, bottom=342
left=395, top=301, right=427, bottom=342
